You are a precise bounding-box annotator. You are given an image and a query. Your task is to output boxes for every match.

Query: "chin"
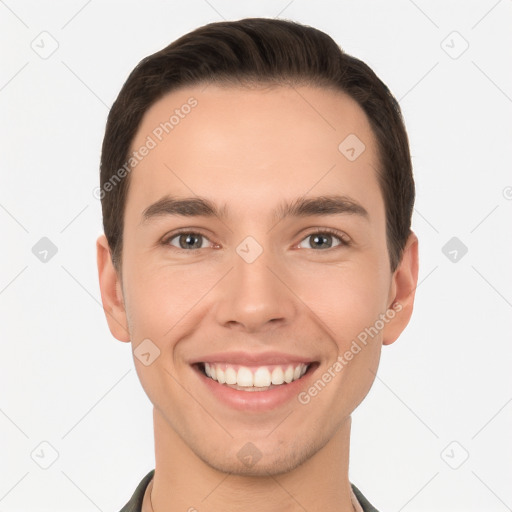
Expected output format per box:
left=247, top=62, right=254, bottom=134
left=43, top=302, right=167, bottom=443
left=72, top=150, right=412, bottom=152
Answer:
left=197, top=437, right=317, bottom=477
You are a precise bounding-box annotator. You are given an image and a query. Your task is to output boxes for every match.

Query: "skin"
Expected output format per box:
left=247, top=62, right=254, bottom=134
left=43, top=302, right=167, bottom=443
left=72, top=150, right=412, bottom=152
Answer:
left=97, top=83, right=419, bottom=512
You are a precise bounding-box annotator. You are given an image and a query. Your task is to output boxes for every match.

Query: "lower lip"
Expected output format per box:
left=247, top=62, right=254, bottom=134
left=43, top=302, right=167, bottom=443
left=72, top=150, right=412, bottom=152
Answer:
left=193, top=363, right=318, bottom=412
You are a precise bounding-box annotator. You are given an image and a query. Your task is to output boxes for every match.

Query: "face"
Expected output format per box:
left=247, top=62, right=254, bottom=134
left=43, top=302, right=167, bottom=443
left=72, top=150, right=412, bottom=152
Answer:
left=98, top=83, right=418, bottom=476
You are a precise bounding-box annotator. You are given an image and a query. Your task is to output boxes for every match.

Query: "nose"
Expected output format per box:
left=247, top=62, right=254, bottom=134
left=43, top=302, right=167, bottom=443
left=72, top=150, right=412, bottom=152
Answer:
left=213, top=245, right=296, bottom=333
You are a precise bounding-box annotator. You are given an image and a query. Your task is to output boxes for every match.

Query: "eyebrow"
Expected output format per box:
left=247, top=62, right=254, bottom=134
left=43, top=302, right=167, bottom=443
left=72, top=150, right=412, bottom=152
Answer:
left=140, top=194, right=369, bottom=225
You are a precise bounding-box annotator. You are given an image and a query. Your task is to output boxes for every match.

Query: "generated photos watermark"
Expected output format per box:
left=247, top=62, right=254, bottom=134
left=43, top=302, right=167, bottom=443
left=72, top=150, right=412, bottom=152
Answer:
left=297, top=301, right=403, bottom=405
left=93, top=96, right=198, bottom=200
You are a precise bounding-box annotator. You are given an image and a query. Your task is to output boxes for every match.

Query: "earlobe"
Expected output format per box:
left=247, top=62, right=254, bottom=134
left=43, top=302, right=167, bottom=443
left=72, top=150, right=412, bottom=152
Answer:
left=96, top=234, right=131, bottom=342
left=382, top=231, right=419, bottom=346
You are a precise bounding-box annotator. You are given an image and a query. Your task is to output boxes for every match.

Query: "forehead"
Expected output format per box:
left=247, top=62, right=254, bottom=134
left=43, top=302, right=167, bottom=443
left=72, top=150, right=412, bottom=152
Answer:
left=125, top=83, right=383, bottom=223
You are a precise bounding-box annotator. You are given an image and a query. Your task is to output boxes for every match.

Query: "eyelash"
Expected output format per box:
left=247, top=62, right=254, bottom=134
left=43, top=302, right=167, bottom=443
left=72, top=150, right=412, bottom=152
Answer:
left=161, top=227, right=351, bottom=252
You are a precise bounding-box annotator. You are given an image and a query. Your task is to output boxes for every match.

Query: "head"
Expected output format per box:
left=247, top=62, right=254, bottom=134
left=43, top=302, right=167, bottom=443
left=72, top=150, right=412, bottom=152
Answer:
left=97, top=18, right=418, bottom=476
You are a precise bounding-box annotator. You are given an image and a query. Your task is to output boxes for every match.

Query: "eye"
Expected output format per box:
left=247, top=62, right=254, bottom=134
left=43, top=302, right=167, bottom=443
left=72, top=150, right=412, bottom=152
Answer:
left=164, top=231, right=212, bottom=251
left=161, top=228, right=350, bottom=252
left=297, top=228, right=350, bottom=250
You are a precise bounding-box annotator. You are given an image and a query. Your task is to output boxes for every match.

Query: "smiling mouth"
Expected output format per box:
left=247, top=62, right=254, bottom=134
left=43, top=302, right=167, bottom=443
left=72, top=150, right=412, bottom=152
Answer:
left=195, top=361, right=317, bottom=392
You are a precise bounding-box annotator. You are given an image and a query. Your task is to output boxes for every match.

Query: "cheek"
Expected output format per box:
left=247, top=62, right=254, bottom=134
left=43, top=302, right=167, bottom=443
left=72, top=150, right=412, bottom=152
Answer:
left=122, top=257, right=221, bottom=338
left=289, top=257, right=389, bottom=345
left=122, top=262, right=207, bottom=397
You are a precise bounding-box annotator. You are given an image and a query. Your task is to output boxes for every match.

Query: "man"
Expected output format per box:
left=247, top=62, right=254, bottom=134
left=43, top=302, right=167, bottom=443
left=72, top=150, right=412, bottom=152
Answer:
left=97, top=17, right=418, bottom=512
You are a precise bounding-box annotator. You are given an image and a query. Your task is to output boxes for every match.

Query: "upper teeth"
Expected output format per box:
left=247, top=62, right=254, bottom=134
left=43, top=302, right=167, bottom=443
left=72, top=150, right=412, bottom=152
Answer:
left=203, top=363, right=308, bottom=387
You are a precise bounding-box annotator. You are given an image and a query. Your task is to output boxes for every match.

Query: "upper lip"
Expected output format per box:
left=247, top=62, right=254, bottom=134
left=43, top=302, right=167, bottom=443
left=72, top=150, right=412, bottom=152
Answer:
left=190, top=351, right=316, bottom=366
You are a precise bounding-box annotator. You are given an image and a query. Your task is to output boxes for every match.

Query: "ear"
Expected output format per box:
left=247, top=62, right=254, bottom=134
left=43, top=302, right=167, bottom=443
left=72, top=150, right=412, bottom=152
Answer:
left=96, top=234, right=130, bottom=342
left=382, top=231, right=419, bottom=346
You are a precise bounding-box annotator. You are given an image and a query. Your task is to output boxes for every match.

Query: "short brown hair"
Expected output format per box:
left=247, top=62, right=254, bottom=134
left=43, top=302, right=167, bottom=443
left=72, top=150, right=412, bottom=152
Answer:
left=100, top=17, right=414, bottom=273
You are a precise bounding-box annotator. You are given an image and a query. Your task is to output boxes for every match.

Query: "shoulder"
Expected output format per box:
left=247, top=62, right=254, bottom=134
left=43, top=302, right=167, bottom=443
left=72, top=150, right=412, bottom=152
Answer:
left=351, top=482, right=381, bottom=512
left=119, top=469, right=155, bottom=512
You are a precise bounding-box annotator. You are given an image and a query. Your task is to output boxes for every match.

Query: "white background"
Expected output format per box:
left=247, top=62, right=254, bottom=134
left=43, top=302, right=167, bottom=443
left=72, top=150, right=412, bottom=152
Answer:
left=0, top=1, right=511, bottom=511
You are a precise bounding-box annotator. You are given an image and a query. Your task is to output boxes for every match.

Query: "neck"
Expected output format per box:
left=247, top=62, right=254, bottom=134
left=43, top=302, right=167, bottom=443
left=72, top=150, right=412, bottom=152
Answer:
left=146, top=408, right=355, bottom=512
